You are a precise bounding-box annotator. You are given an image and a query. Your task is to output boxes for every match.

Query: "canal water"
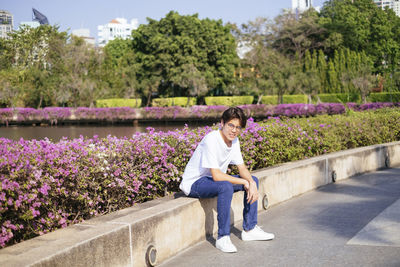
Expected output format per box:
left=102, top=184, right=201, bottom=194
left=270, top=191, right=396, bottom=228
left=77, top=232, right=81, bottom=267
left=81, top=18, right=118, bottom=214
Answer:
left=0, top=121, right=216, bottom=141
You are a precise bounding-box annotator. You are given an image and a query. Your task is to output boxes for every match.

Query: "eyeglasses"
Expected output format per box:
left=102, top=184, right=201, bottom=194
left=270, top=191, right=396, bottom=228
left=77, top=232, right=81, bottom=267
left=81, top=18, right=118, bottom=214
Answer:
left=226, top=123, right=242, bottom=131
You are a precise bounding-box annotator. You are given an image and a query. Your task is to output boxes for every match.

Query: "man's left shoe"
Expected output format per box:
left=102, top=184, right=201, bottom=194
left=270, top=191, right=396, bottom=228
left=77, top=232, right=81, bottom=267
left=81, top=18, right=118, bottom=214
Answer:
left=241, top=225, right=275, bottom=241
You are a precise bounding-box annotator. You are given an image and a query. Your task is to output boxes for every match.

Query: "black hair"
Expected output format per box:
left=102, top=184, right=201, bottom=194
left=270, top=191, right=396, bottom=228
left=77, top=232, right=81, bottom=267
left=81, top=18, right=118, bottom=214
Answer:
left=221, top=107, right=247, bottom=128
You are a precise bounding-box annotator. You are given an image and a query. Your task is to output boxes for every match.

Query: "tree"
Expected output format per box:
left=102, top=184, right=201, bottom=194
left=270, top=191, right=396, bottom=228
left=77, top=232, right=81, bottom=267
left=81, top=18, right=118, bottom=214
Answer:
left=319, top=0, right=400, bottom=73
left=327, top=60, right=339, bottom=93
left=2, top=25, right=67, bottom=70
left=235, top=17, right=308, bottom=103
left=58, top=36, right=105, bottom=107
left=232, top=17, right=272, bottom=99
left=317, top=49, right=328, bottom=94
left=0, top=70, right=19, bottom=107
left=131, top=11, right=239, bottom=104
left=271, top=9, right=326, bottom=59
left=170, top=63, right=208, bottom=106
left=103, top=38, right=138, bottom=98
left=255, top=48, right=297, bottom=104
left=0, top=25, right=69, bottom=108
left=351, top=64, right=376, bottom=104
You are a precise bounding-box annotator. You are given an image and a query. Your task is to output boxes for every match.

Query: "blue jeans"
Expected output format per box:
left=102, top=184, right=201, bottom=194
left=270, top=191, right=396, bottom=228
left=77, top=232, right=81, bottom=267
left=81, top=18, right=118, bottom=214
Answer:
left=188, top=175, right=259, bottom=239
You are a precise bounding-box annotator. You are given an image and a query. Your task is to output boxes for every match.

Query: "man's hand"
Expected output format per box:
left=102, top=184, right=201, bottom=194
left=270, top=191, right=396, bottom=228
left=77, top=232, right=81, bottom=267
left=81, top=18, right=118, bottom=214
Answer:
left=237, top=164, right=259, bottom=204
left=246, top=180, right=258, bottom=204
left=243, top=179, right=250, bottom=191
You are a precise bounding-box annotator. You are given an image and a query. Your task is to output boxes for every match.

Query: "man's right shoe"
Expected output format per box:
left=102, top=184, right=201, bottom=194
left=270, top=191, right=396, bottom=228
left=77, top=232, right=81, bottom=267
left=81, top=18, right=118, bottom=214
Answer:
left=215, top=235, right=237, bottom=253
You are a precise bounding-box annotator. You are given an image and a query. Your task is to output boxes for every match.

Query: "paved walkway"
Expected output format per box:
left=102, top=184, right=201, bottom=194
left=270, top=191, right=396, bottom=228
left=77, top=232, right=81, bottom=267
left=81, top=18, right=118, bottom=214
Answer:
left=161, top=168, right=400, bottom=267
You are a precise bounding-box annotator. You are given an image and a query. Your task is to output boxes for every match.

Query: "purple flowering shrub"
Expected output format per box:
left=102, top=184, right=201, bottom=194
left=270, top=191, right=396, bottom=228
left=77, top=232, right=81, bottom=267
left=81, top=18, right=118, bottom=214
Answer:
left=240, top=117, right=340, bottom=171
left=0, top=103, right=399, bottom=125
left=0, top=126, right=212, bottom=248
left=237, top=104, right=274, bottom=118
left=142, top=106, right=189, bottom=119
left=346, top=102, right=400, bottom=111
left=42, top=107, right=72, bottom=125
left=15, top=108, right=42, bottom=121
left=190, top=105, right=228, bottom=119
left=1, top=108, right=400, bottom=248
left=240, top=108, right=400, bottom=171
left=0, top=108, right=13, bottom=126
left=74, top=107, right=136, bottom=121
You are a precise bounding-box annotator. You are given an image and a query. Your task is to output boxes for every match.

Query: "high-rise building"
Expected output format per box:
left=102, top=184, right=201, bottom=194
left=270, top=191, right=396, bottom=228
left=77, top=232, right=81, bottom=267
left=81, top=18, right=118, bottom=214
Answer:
left=393, top=0, right=400, bottom=16
left=374, top=0, right=393, bottom=9
left=97, top=18, right=139, bottom=47
left=0, top=10, right=13, bottom=38
left=374, top=0, right=400, bottom=16
left=292, top=0, right=314, bottom=13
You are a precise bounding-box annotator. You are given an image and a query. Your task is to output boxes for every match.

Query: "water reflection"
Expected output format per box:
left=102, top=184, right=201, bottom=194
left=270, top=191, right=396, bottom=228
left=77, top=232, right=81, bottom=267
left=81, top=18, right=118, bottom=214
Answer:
left=0, top=122, right=215, bottom=141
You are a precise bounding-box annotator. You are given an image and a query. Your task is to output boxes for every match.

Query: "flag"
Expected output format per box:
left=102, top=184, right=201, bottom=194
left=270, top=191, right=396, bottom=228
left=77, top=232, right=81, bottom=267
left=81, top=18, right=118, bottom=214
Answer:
left=32, top=8, right=49, bottom=25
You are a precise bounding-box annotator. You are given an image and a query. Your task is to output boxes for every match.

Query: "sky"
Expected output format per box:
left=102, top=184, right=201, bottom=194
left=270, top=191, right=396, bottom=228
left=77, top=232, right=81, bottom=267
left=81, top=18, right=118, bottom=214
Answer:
left=2, top=0, right=327, bottom=42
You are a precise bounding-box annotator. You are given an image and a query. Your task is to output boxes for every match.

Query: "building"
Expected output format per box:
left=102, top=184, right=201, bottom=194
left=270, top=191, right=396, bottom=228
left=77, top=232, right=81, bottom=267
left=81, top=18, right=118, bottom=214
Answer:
left=374, top=0, right=400, bottom=16
left=292, top=0, right=314, bottom=13
left=97, top=18, right=138, bottom=47
left=72, top=28, right=95, bottom=46
left=0, top=10, right=13, bottom=38
left=374, top=0, right=393, bottom=10
left=394, top=0, right=400, bottom=16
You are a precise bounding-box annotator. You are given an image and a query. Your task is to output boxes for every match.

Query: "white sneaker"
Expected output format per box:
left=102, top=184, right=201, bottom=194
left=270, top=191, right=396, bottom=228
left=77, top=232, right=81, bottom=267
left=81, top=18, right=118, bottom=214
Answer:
left=241, top=225, right=275, bottom=241
left=215, top=235, right=237, bottom=253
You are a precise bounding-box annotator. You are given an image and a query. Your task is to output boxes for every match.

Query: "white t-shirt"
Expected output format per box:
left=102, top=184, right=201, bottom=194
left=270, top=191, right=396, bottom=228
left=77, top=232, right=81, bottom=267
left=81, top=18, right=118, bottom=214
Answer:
left=179, top=130, right=244, bottom=195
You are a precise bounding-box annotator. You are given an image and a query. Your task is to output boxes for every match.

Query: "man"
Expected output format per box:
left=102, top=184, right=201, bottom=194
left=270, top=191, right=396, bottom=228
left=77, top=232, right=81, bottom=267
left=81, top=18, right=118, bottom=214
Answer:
left=179, top=107, right=274, bottom=253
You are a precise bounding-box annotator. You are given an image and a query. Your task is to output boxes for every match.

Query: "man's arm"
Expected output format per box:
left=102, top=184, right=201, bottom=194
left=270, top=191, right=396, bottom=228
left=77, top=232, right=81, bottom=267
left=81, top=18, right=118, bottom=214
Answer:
left=210, top=168, right=249, bottom=188
left=210, top=164, right=258, bottom=204
left=237, top=163, right=258, bottom=204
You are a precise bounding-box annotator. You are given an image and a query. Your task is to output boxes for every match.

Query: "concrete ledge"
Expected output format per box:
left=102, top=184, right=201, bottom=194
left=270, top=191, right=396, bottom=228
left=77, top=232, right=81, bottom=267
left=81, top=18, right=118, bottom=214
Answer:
left=1, top=141, right=399, bottom=267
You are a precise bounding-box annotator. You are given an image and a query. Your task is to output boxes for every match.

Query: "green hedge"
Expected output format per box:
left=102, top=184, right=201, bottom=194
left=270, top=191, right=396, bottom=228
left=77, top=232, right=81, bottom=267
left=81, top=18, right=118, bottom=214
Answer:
left=314, top=93, right=361, bottom=104
left=284, top=95, right=308, bottom=104
left=205, top=96, right=254, bottom=106
left=96, top=98, right=142, bottom=108
left=367, top=92, right=400, bottom=103
left=260, top=95, right=278, bottom=104
left=261, top=95, right=308, bottom=104
left=151, top=97, right=197, bottom=107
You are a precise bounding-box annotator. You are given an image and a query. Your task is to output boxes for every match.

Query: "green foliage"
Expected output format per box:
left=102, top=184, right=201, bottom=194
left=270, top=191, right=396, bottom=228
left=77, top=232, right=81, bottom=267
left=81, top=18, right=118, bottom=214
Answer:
left=95, top=98, right=142, bottom=108
left=131, top=11, right=239, bottom=104
left=0, top=26, right=108, bottom=108
left=151, top=97, right=197, bottom=107
left=271, top=9, right=326, bottom=58
left=283, top=95, right=308, bottom=104
left=319, top=0, right=400, bottom=73
left=240, top=108, right=400, bottom=171
left=102, top=38, right=138, bottom=99
left=56, top=36, right=106, bottom=107
left=368, top=92, right=400, bottom=103
left=315, top=93, right=360, bottom=103
left=204, top=96, right=253, bottom=106
left=2, top=5, right=400, bottom=108
left=1, top=25, right=68, bottom=70
left=260, top=95, right=307, bottom=104
left=0, top=25, right=70, bottom=108
left=260, top=95, right=278, bottom=105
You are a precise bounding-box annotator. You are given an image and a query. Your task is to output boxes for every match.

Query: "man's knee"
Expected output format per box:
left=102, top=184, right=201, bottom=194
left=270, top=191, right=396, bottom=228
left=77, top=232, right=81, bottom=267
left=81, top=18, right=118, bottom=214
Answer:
left=252, top=176, right=259, bottom=188
left=217, top=181, right=234, bottom=195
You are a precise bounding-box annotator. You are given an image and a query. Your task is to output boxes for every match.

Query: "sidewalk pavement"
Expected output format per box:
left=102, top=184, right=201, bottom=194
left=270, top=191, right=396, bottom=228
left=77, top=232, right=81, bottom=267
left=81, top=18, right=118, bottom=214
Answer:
left=161, top=168, right=400, bottom=267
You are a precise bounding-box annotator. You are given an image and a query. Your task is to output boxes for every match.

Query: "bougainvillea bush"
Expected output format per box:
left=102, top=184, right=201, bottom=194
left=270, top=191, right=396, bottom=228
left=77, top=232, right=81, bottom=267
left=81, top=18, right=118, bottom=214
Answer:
left=1, top=102, right=400, bottom=125
left=1, top=108, right=400, bottom=248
